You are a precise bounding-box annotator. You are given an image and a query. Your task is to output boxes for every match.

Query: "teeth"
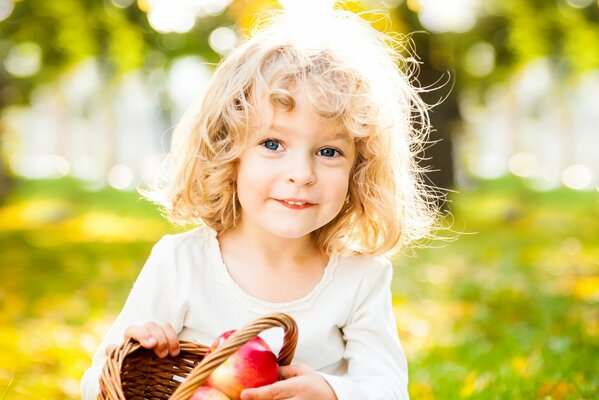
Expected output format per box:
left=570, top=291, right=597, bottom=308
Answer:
left=286, top=201, right=306, bottom=205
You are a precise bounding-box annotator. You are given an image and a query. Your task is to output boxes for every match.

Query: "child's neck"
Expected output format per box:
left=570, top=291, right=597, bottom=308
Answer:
left=217, top=224, right=329, bottom=303
left=218, top=224, right=323, bottom=270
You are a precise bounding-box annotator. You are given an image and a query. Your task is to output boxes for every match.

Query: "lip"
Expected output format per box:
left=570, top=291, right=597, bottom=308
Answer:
left=276, top=198, right=315, bottom=210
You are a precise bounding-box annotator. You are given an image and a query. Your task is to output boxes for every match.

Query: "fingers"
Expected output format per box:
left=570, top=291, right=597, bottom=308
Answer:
left=242, top=365, right=336, bottom=400
left=146, top=322, right=180, bottom=358
left=104, top=344, right=117, bottom=356
left=124, top=322, right=180, bottom=358
left=240, top=379, right=295, bottom=400
left=279, top=364, right=312, bottom=380
left=124, top=325, right=157, bottom=348
left=161, top=322, right=180, bottom=357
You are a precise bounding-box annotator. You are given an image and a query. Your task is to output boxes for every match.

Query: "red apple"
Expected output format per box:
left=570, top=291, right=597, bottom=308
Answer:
left=190, top=386, right=231, bottom=400
left=206, top=330, right=279, bottom=400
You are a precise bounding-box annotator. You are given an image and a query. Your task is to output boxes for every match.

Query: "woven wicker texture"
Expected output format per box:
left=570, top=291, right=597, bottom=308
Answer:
left=98, top=313, right=298, bottom=400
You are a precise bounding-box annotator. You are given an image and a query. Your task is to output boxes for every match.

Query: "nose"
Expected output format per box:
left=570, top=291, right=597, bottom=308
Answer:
left=287, top=154, right=316, bottom=186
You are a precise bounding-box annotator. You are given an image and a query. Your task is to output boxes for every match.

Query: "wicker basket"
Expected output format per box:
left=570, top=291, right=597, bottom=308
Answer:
left=99, top=313, right=298, bottom=400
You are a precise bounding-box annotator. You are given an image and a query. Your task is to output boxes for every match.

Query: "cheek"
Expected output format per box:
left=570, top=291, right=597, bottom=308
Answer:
left=235, top=155, right=272, bottom=202
left=235, top=166, right=255, bottom=206
left=324, top=169, right=351, bottom=204
left=236, top=154, right=258, bottom=186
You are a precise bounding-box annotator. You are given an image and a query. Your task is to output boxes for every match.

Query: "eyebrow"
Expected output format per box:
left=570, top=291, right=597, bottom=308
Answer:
left=271, top=125, right=352, bottom=143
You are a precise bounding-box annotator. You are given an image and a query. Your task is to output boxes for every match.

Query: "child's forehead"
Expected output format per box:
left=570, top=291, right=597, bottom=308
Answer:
left=251, top=88, right=349, bottom=136
left=269, top=121, right=350, bottom=142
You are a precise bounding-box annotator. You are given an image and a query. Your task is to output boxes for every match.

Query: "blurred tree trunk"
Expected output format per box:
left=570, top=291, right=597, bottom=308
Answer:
left=0, top=150, right=14, bottom=204
left=0, top=73, right=15, bottom=203
left=419, top=81, right=457, bottom=201
left=415, top=44, right=457, bottom=210
left=391, top=7, right=457, bottom=209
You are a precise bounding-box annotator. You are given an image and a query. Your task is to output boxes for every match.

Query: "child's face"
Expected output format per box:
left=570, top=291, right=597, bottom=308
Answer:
left=235, top=88, right=356, bottom=241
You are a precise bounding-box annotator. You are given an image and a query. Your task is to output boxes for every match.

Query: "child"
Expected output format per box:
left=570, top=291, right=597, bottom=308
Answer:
left=81, top=7, right=439, bottom=400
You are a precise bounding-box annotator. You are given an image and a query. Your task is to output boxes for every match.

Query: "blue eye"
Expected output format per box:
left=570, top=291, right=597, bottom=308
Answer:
left=319, top=148, right=340, bottom=158
left=261, top=139, right=281, bottom=151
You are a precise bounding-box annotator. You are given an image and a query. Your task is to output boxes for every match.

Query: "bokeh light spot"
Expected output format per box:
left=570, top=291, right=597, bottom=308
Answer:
left=408, top=319, right=431, bottom=337
left=560, top=237, right=582, bottom=256
left=464, top=42, right=495, bottom=77
left=473, top=154, right=506, bottom=179
left=148, top=2, right=196, bottom=34
left=107, top=164, right=134, bottom=190
left=566, top=0, right=594, bottom=8
left=562, top=164, right=592, bottom=190
left=137, top=0, right=151, bottom=12
left=144, top=0, right=233, bottom=33
left=209, top=26, right=237, bottom=55
left=417, top=0, right=480, bottom=33
left=508, top=152, right=538, bottom=177
left=0, top=0, right=13, bottom=21
left=4, top=42, right=43, bottom=78
left=112, top=0, right=135, bottom=8
left=204, top=0, right=233, bottom=15
left=168, top=56, right=212, bottom=115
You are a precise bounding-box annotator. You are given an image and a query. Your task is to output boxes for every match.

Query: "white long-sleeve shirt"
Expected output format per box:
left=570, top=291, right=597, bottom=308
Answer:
left=81, top=226, right=409, bottom=399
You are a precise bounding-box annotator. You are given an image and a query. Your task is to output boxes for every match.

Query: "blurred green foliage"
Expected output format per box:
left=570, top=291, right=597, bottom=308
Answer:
left=1, top=0, right=598, bottom=108
left=0, top=177, right=597, bottom=398
left=1, top=0, right=598, bottom=194
left=0, top=0, right=230, bottom=111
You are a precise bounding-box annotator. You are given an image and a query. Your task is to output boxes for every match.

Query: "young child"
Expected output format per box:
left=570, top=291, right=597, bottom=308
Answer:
left=81, top=8, right=439, bottom=400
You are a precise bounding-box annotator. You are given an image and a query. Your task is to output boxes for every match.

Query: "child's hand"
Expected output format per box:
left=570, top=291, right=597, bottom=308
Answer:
left=240, top=364, right=337, bottom=400
left=104, top=322, right=180, bottom=359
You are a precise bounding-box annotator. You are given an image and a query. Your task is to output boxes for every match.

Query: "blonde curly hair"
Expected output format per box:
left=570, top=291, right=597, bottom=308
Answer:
left=145, top=9, right=441, bottom=256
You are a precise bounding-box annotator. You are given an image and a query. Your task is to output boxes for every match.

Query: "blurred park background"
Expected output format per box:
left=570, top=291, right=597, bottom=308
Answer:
left=0, top=0, right=598, bottom=398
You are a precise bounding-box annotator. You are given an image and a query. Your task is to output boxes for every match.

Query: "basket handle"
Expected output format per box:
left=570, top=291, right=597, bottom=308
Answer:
left=170, top=313, right=298, bottom=400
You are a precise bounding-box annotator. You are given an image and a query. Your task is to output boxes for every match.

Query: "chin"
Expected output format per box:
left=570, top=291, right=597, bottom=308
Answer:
left=269, top=228, right=313, bottom=240
left=265, top=220, right=323, bottom=239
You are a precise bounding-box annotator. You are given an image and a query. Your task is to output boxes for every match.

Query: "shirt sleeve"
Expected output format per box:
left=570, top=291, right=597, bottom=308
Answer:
left=318, top=260, right=409, bottom=400
left=80, top=235, right=188, bottom=400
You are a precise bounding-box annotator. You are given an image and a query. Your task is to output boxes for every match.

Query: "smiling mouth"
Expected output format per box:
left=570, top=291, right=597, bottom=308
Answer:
left=277, top=199, right=314, bottom=209
left=285, top=200, right=308, bottom=205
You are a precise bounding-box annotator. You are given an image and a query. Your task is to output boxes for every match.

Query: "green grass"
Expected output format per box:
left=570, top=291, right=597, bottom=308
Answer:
left=393, top=177, right=599, bottom=399
left=0, top=176, right=598, bottom=398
